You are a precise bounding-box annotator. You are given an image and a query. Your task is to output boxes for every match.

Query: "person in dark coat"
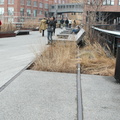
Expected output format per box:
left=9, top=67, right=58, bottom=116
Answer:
left=46, top=17, right=54, bottom=44
left=60, top=18, right=64, bottom=29
left=65, top=18, right=69, bottom=28
left=52, top=17, right=57, bottom=35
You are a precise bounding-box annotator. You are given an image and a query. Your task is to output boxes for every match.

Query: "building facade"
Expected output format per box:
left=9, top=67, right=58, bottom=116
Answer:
left=0, top=0, right=68, bottom=22
left=85, top=0, right=120, bottom=24
left=67, top=0, right=83, bottom=23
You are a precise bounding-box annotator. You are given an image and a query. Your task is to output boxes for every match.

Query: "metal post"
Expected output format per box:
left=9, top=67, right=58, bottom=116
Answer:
left=114, top=45, right=120, bottom=83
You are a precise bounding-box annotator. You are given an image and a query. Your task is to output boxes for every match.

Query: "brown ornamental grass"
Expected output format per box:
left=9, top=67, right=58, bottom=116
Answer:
left=31, top=39, right=115, bottom=76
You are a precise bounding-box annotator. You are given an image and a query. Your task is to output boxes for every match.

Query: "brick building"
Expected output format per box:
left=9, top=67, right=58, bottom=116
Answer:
left=67, top=0, right=83, bottom=23
left=0, top=0, right=68, bottom=22
left=85, top=0, right=120, bottom=24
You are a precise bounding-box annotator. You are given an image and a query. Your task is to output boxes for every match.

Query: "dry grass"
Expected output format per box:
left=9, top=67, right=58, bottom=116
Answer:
left=1, top=23, right=16, bottom=32
left=78, top=40, right=115, bottom=76
left=31, top=38, right=115, bottom=76
left=31, top=41, right=77, bottom=73
left=22, top=19, right=39, bottom=29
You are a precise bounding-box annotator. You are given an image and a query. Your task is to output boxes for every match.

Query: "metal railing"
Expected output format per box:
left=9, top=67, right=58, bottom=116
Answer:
left=92, top=26, right=120, bottom=83
left=92, top=26, right=120, bottom=56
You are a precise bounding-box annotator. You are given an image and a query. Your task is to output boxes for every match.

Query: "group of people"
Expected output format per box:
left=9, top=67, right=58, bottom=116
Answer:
left=39, top=17, right=81, bottom=44
left=60, top=18, right=74, bottom=28
left=39, top=16, right=57, bottom=44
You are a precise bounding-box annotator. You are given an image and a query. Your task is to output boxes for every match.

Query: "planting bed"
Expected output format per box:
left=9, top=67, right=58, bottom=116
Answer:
left=0, top=31, right=16, bottom=38
left=20, top=28, right=39, bottom=31
left=29, top=40, right=115, bottom=76
left=29, top=41, right=77, bottom=73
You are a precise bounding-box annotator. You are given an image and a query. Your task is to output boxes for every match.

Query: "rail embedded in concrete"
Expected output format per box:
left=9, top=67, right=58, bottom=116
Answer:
left=77, top=64, right=83, bottom=120
left=0, top=60, right=34, bottom=92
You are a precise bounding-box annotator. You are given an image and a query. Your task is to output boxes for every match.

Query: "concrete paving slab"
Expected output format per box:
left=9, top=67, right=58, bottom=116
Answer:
left=81, top=74, right=120, bottom=120
left=0, top=70, right=77, bottom=120
left=0, top=28, right=63, bottom=88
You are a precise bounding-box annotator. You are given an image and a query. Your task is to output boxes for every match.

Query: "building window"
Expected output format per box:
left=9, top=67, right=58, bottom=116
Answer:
left=27, top=0, right=31, bottom=6
left=20, top=8, right=24, bottom=16
left=34, top=1, right=37, bottom=7
left=39, top=3, right=43, bottom=8
left=44, top=11, right=48, bottom=17
left=33, top=10, right=37, bottom=17
left=59, top=0, right=61, bottom=4
left=8, top=7, right=14, bottom=15
left=8, top=0, right=14, bottom=4
left=103, top=0, right=114, bottom=5
left=21, top=0, right=24, bottom=5
left=119, top=0, right=120, bottom=5
left=0, top=0, right=4, bottom=4
left=103, top=0, right=107, bottom=5
left=27, top=9, right=31, bottom=16
left=52, top=6, right=55, bottom=9
left=44, top=4, right=48, bottom=9
left=39, top=11, right=43, bottom=15
left=54, top=0, right=57, bottom=3
left=0, top=7, right=4, bottom=15
left=87, top=0, right=90, bottom=4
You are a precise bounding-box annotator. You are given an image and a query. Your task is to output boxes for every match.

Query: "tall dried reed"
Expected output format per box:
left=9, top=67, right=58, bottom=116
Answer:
left=31, top=41, right=77, bottom=73
left=31, top=38, right=115, bottom=76
left=78, top=41, right=115, bottom=76
left=1, top=23, right=16, bottom=32
left=22, top=19, right=39, bottom=28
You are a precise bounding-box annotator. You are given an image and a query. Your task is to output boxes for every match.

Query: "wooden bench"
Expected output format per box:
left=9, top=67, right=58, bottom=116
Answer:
left=14, top=30, right=30, bottom=35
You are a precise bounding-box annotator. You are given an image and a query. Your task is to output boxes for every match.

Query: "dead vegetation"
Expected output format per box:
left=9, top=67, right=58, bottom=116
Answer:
left=78, top=40, right=115, bottom=76
left=31, top=38, right=115, bottom=76
left=22, top=19, right=39, bottom=29
left=31, top=41, right=77, bottom=73
left=1, top=23, right=16, bottom=32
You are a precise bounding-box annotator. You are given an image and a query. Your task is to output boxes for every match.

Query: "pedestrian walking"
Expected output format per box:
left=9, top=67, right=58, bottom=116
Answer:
left=53, top=17, right=57, bottom=35
left=0, top=20, right=2, bottom=31
left=39, top=18, right=47, bottom=36
left=46, top=17, right=54, bottom=44
left=69, top=19, right=72, bottom=28
left=60, top=18, right=64, bottom=29
left=65, top=18, right=69, bottom=28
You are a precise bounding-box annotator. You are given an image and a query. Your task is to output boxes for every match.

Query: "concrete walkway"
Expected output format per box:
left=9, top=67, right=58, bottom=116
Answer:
left=0, top=28, right=120, bottom=120
left=0, top=28, right=63, bottom=88
left=0, top=70, right=77, bottom=120
left=81, top=74, right=120, bottom=120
